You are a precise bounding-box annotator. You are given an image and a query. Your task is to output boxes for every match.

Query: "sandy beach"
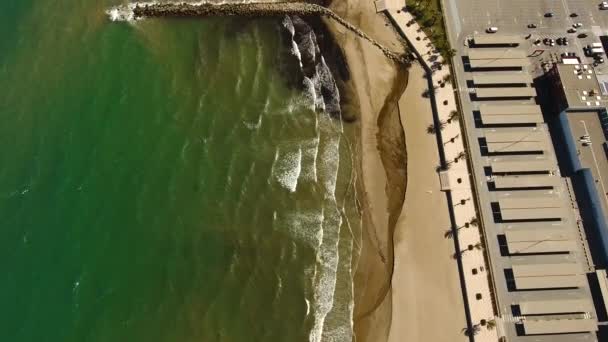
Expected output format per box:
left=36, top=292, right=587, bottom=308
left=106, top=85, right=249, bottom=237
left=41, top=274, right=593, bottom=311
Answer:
left=325, top=0, right=408, bottom=341
left=324, top=1, right=468, bottom=342
left=388, top=62, right=468, bottom=342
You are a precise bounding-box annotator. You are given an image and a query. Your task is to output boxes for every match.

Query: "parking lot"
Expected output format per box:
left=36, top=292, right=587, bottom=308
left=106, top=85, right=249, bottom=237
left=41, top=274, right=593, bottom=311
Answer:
left=444, top=0, right=608, bottom=76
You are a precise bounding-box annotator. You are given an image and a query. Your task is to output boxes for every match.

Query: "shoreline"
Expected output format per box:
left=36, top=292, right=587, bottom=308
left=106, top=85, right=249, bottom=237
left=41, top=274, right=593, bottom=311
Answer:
left=322, top=1, right=409, bottom=341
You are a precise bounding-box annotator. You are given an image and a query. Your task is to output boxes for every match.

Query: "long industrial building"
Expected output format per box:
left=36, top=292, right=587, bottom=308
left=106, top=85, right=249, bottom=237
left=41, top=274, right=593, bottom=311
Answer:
left=453, top=34, right=605, bottom=341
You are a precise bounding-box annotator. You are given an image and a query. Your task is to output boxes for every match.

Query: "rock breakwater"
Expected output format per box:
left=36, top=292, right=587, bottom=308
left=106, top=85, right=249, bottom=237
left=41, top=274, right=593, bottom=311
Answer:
left=129, top=2, right=410, bottom=64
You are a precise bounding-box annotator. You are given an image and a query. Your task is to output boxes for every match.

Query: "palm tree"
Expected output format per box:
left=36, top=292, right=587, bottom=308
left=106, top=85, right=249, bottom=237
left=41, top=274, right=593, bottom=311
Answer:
left=454, top=151, right=466, bottom=163
left=426, top=121, right=445, bottom=134
left=469, top=216, right=479, bottom=227
left=462, top=324, right=481, bottom=336
left=486, top=319, right=496, bottom=330
left=442, top=73, right=453, bottom=84
left=444, top=48, right=457, bottom=60
left=448, top=110, right=459, bottom=123
left=444, top=229, right=455, bottom=239
left=459, top=242, right=483, bottom=256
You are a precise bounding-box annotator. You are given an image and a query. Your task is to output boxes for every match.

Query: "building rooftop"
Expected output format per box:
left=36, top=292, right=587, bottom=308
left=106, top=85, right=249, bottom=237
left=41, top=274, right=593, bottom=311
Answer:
left=475, top=86, right=536, bottom=99
left=522, top=318, right=598, bottom=335
left=470, top=58, right=529, bottom=69
left=472, top=34, right=522, bottom=46
left=492, top=175, right=559, bottom=189
left=554, top=64, right=608, bottom=110
left=468, top=48, right=527, bottom=60
left=518, top=298, right=594, bottom=315
left=473, top=73, right=532, bottom=85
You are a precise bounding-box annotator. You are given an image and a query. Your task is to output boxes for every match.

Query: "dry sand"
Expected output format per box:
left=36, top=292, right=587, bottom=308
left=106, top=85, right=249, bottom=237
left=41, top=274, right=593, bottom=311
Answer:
left=322, top=1, right=468, bottom=342
left=388, top=63, right=468, bottom=342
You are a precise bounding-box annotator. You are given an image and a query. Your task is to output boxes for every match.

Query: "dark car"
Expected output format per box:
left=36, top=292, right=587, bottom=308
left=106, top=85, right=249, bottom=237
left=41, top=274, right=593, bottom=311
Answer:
left=545, top=12, right=554, bottom=17
left=578, top=33, right=588, bottom=38
left=528, top=23, right=537, bottom=28
left=570, top=13, right=578, bottom=17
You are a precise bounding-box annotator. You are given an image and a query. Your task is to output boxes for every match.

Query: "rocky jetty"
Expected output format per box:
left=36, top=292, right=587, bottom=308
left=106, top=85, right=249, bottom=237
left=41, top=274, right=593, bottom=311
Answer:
left=131, top=2, right=409, bottom=65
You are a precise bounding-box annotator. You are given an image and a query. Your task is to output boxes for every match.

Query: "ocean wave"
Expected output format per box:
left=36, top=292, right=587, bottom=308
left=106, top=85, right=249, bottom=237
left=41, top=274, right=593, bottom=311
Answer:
left=317, top=135, right=341, bottom=198
left=310, top=204, right=342, bottom=342
left=270, top=145, right=302, bottom=193
left=300, top=137, right=319, bottom=183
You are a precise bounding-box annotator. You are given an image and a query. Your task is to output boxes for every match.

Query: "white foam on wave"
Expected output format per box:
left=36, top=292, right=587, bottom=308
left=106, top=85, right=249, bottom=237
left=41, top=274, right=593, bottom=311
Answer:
left=309, top=204, right=342, bottom=342
left=282, top=16, right=304, bottom=69
left=300, top=137, right=319, bottom=183
left=302, top=76, right=319, bottom=112
left=282, top=209, right=324, bottom=251
left=106, top=4, right=138, bottom=22
left=317, top=135, right=341, bottom=198
left=270, top=145, right=302, bottom=193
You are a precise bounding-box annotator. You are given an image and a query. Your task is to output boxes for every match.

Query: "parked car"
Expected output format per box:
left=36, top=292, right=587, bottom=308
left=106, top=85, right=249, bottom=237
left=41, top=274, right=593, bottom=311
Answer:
left=573, top=22, right=583, bottom=28
left=486, top=26, right=498, bottom=33
left=568, top=27, right=578, bottom=33
left=578, top=33, right=588, bottom=38
left=601, top=2, right=608, bottom=10
left=527, top=23, right=537, bottom=29
left=545, top=12, right=554, bottom=17
left=571, top=13, right=579, bottom=17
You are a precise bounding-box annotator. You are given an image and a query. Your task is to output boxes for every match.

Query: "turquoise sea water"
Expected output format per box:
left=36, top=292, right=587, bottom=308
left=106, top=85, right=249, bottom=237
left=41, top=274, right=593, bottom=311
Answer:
left=0, top=1, right=360, bottom=341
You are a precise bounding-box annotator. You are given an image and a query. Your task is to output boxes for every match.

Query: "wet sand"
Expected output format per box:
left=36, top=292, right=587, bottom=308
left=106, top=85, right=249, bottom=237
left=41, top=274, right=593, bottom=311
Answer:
left=324, top=0, right=408, bottom=341
left=323, top=1, right=467, bottom=341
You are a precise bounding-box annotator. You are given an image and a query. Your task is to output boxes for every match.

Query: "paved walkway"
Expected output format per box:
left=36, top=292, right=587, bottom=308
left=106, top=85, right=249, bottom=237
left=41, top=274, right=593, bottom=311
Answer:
left=381, top=2, right=499, bottom=341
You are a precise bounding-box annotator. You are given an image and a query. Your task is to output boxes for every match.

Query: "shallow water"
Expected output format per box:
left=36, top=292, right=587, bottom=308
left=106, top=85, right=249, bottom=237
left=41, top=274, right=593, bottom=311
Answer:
left=0, top=1, right=361, bottom=341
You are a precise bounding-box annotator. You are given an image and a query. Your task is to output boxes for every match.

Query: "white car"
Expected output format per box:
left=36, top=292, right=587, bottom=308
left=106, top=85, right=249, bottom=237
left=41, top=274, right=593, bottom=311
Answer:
left=573, top=22, right=583, bottom=28
left=486, top=26, right=498, bottom=33
left=602, top=2, right=608, bottom=10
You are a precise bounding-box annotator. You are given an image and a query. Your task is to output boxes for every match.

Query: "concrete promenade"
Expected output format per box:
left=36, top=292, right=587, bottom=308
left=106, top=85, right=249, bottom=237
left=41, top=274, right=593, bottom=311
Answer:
left=381, top=2, right=499, bottom=341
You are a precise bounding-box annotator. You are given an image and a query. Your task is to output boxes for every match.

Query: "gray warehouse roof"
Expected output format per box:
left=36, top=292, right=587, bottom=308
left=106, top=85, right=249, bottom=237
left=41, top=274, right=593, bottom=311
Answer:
left=499, top=197, right=562, bottom=209
left=481, top=114, right=544, bottom=125
left=468, top=49, right=527, bottom=60
left=507, top=239, right=576, bottom=254
left=475, top=87, right=537, bottom=98
left=473, top=73, right=532, bottom=85
left=479, top=104, right=544, bottom=124
left=500, top=207, right=563, bottom=220
left=472, top=34, right=522, bottom=46
left=479, top=104, right=542, bottom=115
left=515, top=274, right=587, bottom=289
left=522, top=318, right=598, bottom=335
left=493, top=175, right=558, bottom=189
left=513, top=262, right=582, bottom=277
left=491, top=158, right=553, bottom=173
left=470, top=58, right=529, bottom=69
left=505, top=223, right=577, bottom=252
left=505, top=226, right=573, bottom=241
left=485, top=130, right=545, bottom=143
left=519, top=298, right=593, bottom=315
left=485, top=130, right=547, bottom=153
left=512, top=263, right=586, bottom=289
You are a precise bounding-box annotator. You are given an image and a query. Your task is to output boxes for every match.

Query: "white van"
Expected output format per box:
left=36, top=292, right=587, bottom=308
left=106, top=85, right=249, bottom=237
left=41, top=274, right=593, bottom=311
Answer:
left=486, top=27, right=498, bottom=33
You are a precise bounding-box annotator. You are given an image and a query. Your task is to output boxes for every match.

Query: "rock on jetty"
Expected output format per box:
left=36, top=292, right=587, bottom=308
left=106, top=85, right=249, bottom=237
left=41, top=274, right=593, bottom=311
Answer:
left=130, top=2, right=410, bottom=65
